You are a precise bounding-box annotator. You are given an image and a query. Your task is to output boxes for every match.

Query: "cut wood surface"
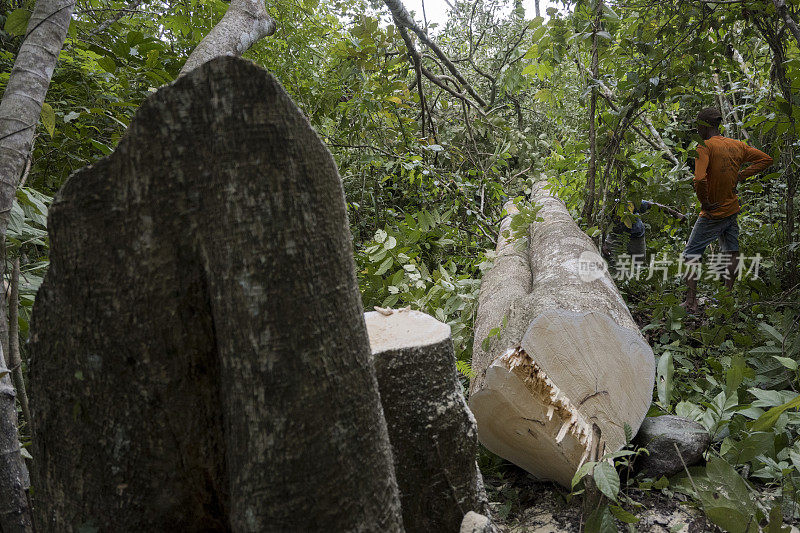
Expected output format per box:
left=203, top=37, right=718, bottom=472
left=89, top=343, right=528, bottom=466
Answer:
left=366, top=308, right=490, bottom=533
left=469, top=183, right=655, bottom=487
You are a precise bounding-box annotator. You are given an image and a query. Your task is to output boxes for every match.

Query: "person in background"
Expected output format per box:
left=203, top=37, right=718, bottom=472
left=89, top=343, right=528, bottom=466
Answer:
left=681, top=107, right=773, bottom=313
left=602, top=199, right=686, bottom=267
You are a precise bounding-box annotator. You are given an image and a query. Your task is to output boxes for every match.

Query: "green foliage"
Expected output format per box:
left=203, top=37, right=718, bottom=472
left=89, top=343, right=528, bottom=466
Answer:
left=4, top=8, right=29, bottom=37
left=3, top=0, right=800, bottom=528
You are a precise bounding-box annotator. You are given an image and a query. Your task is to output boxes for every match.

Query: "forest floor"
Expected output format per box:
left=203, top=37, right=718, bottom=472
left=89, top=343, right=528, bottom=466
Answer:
left=485, top=463, right=800, bottom=532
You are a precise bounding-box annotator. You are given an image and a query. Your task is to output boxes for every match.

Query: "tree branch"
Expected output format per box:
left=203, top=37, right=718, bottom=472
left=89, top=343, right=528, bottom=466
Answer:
left=180, top=0, right=276, bottom=76
left=773, top=0, right=800, bottom=50
left=384, top=0, right=487, bottom=107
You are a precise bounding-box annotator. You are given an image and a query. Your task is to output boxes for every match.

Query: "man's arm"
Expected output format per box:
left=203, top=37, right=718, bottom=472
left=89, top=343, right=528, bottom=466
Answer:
left=739, top=144, right=773, bottom=181
left=693, top=144, right=713, bottom=210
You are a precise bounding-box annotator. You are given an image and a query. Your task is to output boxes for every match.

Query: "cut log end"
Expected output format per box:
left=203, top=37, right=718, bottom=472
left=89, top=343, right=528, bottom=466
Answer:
left=470, top=310, right=654, bottom=487
left=470, top=348, right=594, bottom=487
left=365, top=308, right=450, bottom=353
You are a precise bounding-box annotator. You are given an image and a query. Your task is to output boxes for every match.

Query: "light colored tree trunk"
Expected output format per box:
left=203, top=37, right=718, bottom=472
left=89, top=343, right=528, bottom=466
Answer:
left=574, top=57, right=682, bottom=169
left=366, top=308, right=490, bottom=533
left=8, top=260, right=30, bottom=429
left=469, top=184, right=655, bottom=488
left=0, top=2, right=75, bottom=530
left=30, top=57, right=403, bottom=531
left=179, top=0, right=276, bottom=76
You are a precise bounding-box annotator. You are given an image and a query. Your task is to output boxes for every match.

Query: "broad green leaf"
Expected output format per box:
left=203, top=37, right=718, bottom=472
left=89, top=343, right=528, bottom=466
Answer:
left=530, top=25, right=547, bottom=43
left=773, top=356, right=797, bottom=370
left=726, top=355, right=745, bottom=394
left=609, top=505, right=638, bottom=523
left=704, top=458, right=756, bottom=514
left=753, top=393, right=800, bottom=431
left=705, top=507, right=754, bottom=533
left=97, top=56, right=117, bottom=73
left=4, top=9, right=30, bottom=36
left=726, top=432, right=775, bottom=464
left=374, top=257, right=393, bottom=276
left=40, top=103, right=55, bottom=137
left=592, top=461, right=620, bottom=501
left=90, top=139, right=112, bottom=155
left=585, top=504, right=617, bottom=533
left=760, top=322, right=784, bottom=343
left=652, top=476, right=669, bottom=489
left=657, top=351, right=673, bottom=406
left=765, top=505, right=791, bottom=533
left=571, top=460, right=597, bottom=489
left=602, top=4, right=620, bottom=20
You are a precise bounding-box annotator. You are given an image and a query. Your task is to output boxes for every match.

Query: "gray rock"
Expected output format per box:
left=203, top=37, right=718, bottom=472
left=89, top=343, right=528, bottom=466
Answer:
left=633, top=415, right=711, bottom=478
left=461, top=511, right=498, bottom=533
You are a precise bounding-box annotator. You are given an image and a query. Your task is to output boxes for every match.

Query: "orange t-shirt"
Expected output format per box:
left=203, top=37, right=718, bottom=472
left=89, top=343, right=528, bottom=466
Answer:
left=693, top=136, right=773, bottom=219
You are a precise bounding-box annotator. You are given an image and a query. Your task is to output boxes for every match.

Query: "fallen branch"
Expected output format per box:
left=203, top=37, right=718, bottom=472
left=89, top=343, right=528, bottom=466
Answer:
left=384, top=0, right=487, bottom=108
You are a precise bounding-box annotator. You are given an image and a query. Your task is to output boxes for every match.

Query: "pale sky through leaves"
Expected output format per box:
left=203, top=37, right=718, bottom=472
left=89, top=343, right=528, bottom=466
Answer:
left=402, top=0, right=568, bottom=27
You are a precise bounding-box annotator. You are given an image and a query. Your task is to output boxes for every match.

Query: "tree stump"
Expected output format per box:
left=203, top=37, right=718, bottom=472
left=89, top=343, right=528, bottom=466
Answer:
left=469, top=184, right=655, bottom=487
left=29, top=57, right=403, bottom=531
left=366, top=308, right=490, bottom=533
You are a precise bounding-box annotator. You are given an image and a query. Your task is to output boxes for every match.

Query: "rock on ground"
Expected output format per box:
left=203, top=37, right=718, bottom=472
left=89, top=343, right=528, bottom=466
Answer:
left=633, top=415, right=711, bottom=478
left=461, top=511, right=499, bottom=533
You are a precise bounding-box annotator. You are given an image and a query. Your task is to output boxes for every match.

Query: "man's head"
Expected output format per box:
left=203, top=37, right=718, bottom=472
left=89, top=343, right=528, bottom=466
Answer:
left=696, top=107, right=722, bottom=140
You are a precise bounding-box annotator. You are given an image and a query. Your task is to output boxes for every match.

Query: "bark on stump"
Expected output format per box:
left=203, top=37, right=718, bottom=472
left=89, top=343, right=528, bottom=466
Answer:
left=469, top=184, right=655, bottom=487
left=29, top=56, right=403, bottom=532
left=366, top=308, right=490, bottom=533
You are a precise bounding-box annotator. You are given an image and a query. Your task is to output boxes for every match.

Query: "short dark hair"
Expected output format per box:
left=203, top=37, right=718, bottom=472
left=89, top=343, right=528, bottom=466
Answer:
left=697, top=107, right=722, bottom=127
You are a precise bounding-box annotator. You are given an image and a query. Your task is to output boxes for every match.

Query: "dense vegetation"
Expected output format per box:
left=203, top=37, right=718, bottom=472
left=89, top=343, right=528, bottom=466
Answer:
left=1, top=0, right=799, bottom=530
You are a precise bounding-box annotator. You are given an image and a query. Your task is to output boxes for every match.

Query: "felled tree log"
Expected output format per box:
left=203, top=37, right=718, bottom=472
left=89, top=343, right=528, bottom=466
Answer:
left=366, top=308, right=490, bottom=533
left=29, top=57, right=403, bottom=531
left=469, top=184, right=655, bottom=487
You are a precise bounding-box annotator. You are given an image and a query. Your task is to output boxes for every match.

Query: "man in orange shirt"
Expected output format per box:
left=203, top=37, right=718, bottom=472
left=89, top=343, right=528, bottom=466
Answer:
left=682, top=107, right=773, bottom=313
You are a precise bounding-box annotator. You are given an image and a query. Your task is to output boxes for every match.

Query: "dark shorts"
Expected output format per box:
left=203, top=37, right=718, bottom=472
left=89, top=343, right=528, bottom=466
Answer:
left=683, top=213, right=739, bottom=259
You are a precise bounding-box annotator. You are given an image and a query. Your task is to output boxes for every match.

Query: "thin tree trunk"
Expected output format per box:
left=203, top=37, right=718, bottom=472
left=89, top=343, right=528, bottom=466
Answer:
left=9, top=260, right=30, bottom=428
left=582, top=0, right=602, bottom=223
left=0, top=1, right=74, bottom=530
left=0, top=0, right=75, bottom=347
left=0, top=350, right=30, bottom=533
left=574, top=56, right=682, bottom=168
left=180, top=0, right=276, bottom=76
